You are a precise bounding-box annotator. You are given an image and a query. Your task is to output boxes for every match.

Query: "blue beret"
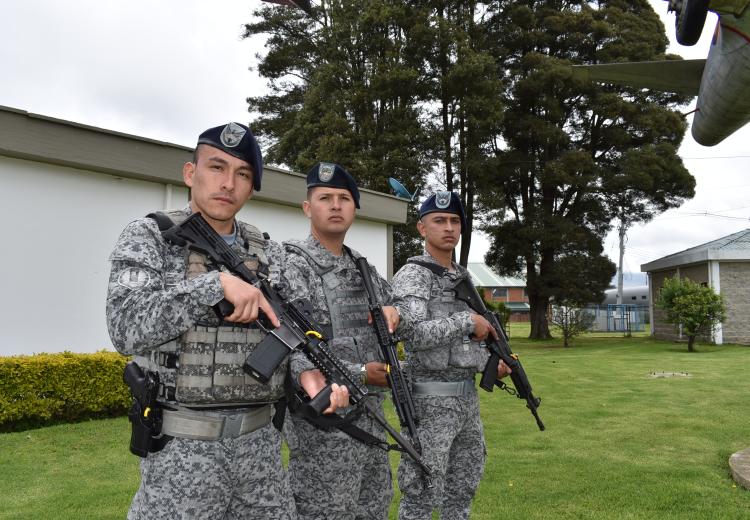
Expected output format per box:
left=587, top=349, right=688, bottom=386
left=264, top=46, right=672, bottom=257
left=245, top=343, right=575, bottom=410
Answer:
left=419, top=191, right=466, bottom=230
left=197, top=122, right=264, bottom=191
left=306, top=162, right=361, bottom=209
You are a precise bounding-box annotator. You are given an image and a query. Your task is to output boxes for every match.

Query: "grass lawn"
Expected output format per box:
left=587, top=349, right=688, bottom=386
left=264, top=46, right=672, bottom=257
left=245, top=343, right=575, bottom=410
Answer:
left=3, top=333, right=750, bottom=519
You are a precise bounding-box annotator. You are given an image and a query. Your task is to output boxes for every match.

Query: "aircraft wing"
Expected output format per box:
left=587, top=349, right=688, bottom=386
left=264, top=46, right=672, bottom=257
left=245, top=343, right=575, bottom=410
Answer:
left=571, top=59, right=706, bottom=96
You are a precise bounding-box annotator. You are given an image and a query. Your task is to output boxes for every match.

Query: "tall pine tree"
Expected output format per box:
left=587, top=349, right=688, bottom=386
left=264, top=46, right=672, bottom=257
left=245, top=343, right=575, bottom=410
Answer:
left=482, top=0, right=694, bottom=338
left=243, top=1, right=429, bottom=269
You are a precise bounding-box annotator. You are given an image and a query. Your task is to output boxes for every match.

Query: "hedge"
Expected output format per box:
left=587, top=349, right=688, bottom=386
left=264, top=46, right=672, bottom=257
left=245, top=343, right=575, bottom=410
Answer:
left=0, top=351, right=131, bottom=432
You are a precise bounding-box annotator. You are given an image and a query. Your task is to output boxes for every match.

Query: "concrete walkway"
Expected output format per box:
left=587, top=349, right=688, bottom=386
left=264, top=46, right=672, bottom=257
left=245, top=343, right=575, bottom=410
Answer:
left=729, top=448, right=750, bottom=489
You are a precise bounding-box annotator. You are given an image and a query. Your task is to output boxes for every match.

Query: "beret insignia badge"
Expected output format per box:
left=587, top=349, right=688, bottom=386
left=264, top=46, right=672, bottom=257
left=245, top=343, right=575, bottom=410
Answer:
left=319, top=162, right=335, bottom=182
left=220, top=122, right=247, bottom=148
left=435, top=191, right=451, bottom=209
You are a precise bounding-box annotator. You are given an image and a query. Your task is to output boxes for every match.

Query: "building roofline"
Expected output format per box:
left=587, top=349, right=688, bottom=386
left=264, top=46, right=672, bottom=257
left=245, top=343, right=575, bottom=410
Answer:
left=0, top=105, right=407, bottom=225
left=641, top=229, right=750, bottom=272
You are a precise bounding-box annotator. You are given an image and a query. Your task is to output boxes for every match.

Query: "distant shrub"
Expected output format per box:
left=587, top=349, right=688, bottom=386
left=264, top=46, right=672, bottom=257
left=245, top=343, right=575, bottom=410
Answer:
left=0, top=351, right=130, bottom=432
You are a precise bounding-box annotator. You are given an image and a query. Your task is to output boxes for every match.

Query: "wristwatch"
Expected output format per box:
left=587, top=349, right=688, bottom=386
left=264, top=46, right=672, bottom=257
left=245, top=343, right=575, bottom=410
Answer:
left=360, top=364, right=368, bottom=385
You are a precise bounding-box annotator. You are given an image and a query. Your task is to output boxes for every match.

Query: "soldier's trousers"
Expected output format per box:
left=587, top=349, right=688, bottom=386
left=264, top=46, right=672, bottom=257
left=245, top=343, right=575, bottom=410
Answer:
left=287, top=413, right=393, bottom=520
left=397, top=391, right=486, bottom=520
left=127, top=422, right=296, bottom=520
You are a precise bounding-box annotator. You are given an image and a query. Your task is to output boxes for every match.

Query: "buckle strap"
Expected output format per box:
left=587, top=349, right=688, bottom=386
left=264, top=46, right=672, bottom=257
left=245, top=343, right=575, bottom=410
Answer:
left=161, top=405, right=273, bottom=440
left=412, top=380, right=475, bottom=397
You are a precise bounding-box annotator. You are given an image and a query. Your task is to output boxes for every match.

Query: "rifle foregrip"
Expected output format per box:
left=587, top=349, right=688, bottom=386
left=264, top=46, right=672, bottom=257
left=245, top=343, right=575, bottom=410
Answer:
left=308, top=385, right=334, bottom=414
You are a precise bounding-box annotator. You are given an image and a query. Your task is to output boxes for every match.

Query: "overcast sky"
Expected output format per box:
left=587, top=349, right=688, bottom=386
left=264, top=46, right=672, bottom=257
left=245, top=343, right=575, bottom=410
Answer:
left=2, top=1, right=747, bottom=284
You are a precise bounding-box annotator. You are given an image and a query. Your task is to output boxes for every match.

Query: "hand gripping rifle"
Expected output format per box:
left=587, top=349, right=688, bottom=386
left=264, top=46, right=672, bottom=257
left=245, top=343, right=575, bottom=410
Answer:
left=157, top=212, right=432, bottom=477
left=453, top=277, right=545, bottom=431
left=353, top=256, right=423, bottom=454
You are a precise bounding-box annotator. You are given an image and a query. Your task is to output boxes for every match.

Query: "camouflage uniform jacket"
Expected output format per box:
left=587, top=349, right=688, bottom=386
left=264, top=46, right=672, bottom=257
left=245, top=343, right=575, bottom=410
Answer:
left=391, top=253, right=489, bottom=383
left=106, top=206, right=287, bottom=407
left=283, top=235, right=391, bottom=391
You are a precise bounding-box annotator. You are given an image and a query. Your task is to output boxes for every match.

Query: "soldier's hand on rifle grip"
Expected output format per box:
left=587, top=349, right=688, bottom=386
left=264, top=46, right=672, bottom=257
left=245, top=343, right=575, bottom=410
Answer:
left=469, top=314, right=497, bottom=342
left=497, top=360, right=512, bottom=379
left=219, top=272, right=280, bottom=326
left=383, top=306, right=401, bottom=333
left=299, top=369, right=350, bottom=414
left=364, top=362, right=389, bottom=387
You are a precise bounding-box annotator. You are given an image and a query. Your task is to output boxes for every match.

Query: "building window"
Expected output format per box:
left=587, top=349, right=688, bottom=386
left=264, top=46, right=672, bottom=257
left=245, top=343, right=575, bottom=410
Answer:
left=491, top=288, right=507, bottom=299
left=641, top=295, right=647, bottom=300
left=631, top=296, right=637, bottom=300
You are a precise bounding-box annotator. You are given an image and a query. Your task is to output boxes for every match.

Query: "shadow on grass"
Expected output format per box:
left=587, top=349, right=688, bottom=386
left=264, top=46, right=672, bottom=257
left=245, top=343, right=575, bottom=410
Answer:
left=0, top=409, right=127, bottom=434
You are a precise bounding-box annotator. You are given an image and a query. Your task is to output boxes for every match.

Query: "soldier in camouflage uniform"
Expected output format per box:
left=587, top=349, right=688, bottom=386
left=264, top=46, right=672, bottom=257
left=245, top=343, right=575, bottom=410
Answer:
left=106, top=123, right=349, bottom=520
left=283, top=162, right=400, bottom=520
left=391, top=192, right=511, bottom=520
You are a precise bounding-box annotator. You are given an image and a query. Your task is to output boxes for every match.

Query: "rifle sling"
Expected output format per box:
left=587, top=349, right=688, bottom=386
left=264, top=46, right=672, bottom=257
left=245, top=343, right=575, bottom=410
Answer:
left=406, top=259, right=449, bottom=277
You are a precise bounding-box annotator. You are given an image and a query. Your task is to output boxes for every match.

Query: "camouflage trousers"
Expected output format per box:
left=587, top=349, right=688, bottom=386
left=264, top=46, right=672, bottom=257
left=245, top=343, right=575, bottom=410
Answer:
left=397, top=391, right=486, bottom=520
left=287, top=412, right=393, bottom=520
left=128, top=422, right=296, bottom=520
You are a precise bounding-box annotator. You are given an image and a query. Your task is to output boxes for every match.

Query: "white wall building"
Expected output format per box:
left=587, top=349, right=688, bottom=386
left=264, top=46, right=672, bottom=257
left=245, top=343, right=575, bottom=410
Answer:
left=0, top=106, right=407, bottom=356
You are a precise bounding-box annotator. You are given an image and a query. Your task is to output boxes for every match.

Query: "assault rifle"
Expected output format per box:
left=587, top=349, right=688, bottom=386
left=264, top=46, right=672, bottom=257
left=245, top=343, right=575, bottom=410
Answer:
left=353, top=256, right=422, bottom=454
left=157, top=211, right=433, bottom=477
left=453, top=277, right=545, bottom=431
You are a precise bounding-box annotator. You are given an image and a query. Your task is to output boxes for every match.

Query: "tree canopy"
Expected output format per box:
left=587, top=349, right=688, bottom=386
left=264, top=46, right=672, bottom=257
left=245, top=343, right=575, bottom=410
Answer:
left=246, top=1, right=696, bottom=336
left=482, top=0, right=695, bottom=337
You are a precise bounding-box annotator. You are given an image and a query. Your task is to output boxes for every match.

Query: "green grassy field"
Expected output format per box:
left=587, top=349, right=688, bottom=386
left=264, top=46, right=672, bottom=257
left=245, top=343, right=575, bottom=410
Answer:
left=2, top=333, right=749, bottom=519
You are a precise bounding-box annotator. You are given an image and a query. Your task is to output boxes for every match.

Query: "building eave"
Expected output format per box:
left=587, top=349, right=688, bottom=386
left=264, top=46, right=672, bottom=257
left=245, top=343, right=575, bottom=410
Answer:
left=0, top=105, right=407, bottom=225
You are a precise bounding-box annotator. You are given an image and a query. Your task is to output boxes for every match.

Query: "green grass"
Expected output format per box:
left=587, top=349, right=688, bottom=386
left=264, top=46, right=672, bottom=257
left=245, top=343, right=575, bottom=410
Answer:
left=3, top=334, right=750, bottom=519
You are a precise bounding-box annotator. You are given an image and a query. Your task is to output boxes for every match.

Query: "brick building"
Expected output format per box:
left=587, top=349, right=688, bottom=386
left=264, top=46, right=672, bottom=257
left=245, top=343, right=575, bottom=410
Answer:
left=641, top=229, right=750, bottom=345
left=466, top=262, right=529, bottom=322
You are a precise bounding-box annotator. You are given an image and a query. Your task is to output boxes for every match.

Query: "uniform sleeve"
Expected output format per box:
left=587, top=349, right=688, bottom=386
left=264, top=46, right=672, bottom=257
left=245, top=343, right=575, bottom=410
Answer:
left=105, top=218, right=224, bottom=356
left=390, top=264, right=474, bottom=352
left=282, top=252, right=321, bottom=380
left=374, top=267, right=393, bottom=304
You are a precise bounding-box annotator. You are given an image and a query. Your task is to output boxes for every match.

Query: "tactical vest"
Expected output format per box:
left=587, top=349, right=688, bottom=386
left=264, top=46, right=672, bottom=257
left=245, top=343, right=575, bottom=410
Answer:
left=284, top=239, right=381, bottom=365
left=135, top=209, right=287, bottom=408
left=406, top=256, right=488, bottom=373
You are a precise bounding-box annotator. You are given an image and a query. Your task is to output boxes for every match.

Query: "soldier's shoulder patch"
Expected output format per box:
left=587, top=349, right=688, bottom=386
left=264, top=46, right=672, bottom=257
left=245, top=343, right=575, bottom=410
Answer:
left=118, top=267, right=151, bottom=289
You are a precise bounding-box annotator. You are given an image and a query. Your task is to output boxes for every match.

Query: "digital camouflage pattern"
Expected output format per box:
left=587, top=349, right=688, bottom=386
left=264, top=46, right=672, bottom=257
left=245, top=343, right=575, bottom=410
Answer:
left=390, top=254, right=488, bottom=520
left=283, top=235, right=394, bottom=520
left=128, top=423, right=295, bottom=520
left=106, top=207, right=295, bottom=519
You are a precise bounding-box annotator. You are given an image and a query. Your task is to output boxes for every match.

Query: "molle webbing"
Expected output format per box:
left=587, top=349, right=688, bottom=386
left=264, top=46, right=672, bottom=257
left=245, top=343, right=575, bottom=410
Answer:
left=144, top=209, right=284, bottom=406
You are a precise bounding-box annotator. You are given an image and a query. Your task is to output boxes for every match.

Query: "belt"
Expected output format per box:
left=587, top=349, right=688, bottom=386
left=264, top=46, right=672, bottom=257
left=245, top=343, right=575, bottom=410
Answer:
left=412, top=380, right=475, bottom=397
left=161, top=404, right=273, bottom=441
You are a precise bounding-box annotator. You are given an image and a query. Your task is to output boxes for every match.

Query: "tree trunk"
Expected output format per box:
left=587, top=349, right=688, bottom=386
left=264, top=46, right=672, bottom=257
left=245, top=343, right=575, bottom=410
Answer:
left=687, top=335, right=695, bottom=352
left=529, top=294, right=551, bottom=339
